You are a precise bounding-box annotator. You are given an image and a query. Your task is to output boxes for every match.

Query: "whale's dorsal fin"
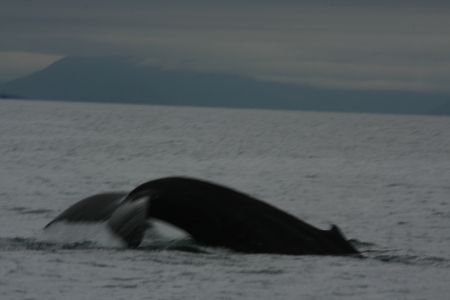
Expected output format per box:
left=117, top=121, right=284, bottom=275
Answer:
left=323, top=224, right=359, bottom=254
left=107, top=198, right=149, bottom=248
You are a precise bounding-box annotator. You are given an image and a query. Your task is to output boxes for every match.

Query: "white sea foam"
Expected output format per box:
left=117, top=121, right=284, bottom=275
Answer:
left=40, top=222, right=125, bottom=248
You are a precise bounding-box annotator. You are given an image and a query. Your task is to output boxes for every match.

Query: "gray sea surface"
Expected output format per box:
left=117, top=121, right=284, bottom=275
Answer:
left=1, top=99, right=449, bottom=299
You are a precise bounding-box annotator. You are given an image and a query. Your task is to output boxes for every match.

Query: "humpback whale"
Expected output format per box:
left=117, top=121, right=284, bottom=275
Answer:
left=45, top=177, right=359, bottom=255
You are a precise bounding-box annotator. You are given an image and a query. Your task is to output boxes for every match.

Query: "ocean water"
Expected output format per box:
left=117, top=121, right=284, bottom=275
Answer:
left=1, top=99, right=449, bottom=299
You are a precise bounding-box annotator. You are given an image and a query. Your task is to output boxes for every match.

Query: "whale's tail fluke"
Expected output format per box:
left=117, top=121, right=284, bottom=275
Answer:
left=44, top=192, right=153, bottom=248
left=44, top=192, right=128, bottom=228
left=107, top=197, right=150, bottom=248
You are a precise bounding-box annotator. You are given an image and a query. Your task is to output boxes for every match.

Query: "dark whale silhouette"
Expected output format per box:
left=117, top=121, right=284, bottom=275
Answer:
left=45, top=177, right=359, bottom=255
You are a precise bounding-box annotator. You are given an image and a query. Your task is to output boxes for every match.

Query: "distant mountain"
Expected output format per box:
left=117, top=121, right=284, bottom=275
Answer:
left=0, top=92, right=23, bottom=99
left=2, top=56, right=449, bottom=115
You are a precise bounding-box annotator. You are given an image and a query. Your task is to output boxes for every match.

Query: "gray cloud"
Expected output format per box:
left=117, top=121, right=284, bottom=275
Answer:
left=1, top=0, right=450, bottom=91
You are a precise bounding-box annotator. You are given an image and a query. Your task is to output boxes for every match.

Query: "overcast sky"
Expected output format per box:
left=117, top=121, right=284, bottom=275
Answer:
left=1, top=0, right=449, bottom=93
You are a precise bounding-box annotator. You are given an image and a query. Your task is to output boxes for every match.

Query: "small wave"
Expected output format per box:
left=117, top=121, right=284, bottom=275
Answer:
left=349, top=239, right=377, bottom=248
left=368, top=250, right=450, bottom=267
left=6, top=206, right=54, bottom=215
left=0, top=236, right=209, bottom=255
left=362, top=248, right=450, bottom=267
left=237, top=268, right=285, bottom=275
left=139, top=238, right=210, bottom=254
left=0, top=237, right=100, bottom=251
left=349, top=239, right=450, bottom=268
